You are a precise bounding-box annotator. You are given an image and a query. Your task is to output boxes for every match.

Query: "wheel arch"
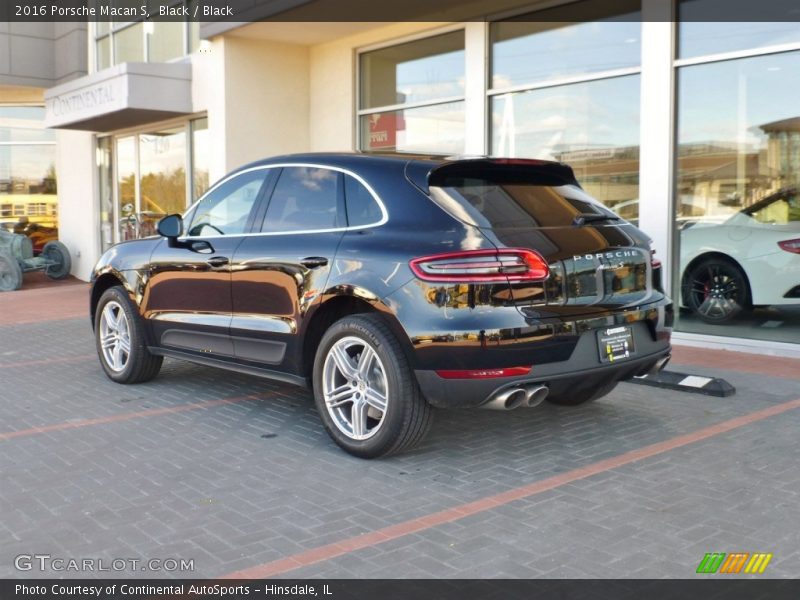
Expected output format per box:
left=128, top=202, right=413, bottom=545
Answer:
left=680, top=251, right=752, bottom=307
left=90, top=270, right=133, bottom=329
left=300, top=291, right=414, bottom=381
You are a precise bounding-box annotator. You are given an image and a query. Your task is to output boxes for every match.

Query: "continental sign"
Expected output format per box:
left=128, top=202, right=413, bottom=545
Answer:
left=696, top=552, right=773, bottom=574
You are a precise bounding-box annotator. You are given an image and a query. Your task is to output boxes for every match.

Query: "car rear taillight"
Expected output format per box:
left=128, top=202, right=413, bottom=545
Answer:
left=778, top=239, right=800, bottom=254
left=436, top=366, right=532, bottom=379
left=650, top=249, right=661, bottom=269
left=410, top=249, right=549, bottom=283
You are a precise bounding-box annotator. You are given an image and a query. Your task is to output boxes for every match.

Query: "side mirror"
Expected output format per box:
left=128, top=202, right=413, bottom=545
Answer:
left=157, top=214, right=183, bottom=239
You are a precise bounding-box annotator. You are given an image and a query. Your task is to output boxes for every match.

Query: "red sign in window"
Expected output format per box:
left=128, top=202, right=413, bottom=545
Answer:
left=367, top=112, right=405, bottom=150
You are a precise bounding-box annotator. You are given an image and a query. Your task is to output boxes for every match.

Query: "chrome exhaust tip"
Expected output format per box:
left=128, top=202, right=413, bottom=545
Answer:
left=482, top=384, right=549, bottom=410
left=482, top=387, right=528, bottom=410
left=634, top=354, right=671, bottom=379
left=524, top=384, right=549, bottom=408
left=503, top=388, right=529, bottom=410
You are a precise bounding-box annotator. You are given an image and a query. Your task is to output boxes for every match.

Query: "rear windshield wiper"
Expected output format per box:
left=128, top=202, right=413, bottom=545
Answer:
left=572, top=213, right=622, bottom=227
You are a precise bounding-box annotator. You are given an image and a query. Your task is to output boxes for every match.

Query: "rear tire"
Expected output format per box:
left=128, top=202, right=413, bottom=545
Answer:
left=312, top=314, right=433, bottom=458
left=95, top=286, right=162, bottom=384
left=547, top=380, right=618, bottom=406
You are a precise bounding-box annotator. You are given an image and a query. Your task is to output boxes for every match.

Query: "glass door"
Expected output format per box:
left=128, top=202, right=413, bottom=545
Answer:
left=115, top=136, right=137, bottom=241
left=105, top=118, right=207, bottom=245
left=138, top=126, right=186, bottom=238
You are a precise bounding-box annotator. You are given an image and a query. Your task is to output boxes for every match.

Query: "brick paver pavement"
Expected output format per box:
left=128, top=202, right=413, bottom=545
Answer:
left=0, top=283, right=798, bottom=579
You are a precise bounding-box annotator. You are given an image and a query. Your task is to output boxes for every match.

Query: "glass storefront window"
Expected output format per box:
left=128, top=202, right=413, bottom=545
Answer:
left=491, top=75, right=640, bottom=218
left=148, top=21, right=184, bottom=63
left=360, top=102, right=465, bottom=155
left=94, top=4, right=199, bottom=70
left=0, top=107, right=56, bottom=143
left=0, top=107, right=49, bottom=121
left=96, top=35, right=112, bottom=71
left=0, top=145, right=57, bottom=216
left=678, top=0, right=800, bottom=59
left=0, top=107, right=58, bottom=246
left=359, top=31, right=464, bottom=109
left=675, top=50, right=800, bottom=343
left=358, top=30, right=466, bottom=155
left=0, top=128, right=55, bottom=143
left=114, top=23, right=144, bottom=64
left=490, top=0, right=641, bottom=89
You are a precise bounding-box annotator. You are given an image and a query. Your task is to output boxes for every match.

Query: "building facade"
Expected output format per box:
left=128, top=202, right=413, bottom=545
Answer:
left=0, top=21, right=86, bottom=257
left=2, top=0, right=799, bottom=355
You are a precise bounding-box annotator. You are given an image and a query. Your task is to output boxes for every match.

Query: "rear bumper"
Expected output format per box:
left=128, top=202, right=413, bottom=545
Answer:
left=384, top=275, right=673, bottom=408
left=414, top=318, right=671, bottom=409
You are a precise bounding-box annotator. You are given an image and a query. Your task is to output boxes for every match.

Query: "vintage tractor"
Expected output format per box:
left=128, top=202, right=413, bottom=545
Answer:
left=0, top=229, right=71, bottom=291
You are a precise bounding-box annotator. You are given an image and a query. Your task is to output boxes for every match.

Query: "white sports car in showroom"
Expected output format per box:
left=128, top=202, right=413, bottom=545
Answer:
left=679, top=187, right=800, bottom=323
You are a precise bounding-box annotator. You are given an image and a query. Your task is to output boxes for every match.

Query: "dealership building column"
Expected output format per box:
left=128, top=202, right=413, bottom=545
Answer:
left=464, top=22, right=487, bottom=155
left=216, top=35, right=310, bottom=172
left=54, top=129, right=97, bottom=281
left=639, top=0, right=676, bottom=295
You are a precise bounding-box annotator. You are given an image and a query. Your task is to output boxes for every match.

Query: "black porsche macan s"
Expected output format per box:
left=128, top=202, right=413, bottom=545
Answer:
left=90, top=153, right=673, bottom=458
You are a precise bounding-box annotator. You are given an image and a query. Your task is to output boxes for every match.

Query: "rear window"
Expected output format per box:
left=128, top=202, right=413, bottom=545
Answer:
left=429, top=178, right=619, bottom=228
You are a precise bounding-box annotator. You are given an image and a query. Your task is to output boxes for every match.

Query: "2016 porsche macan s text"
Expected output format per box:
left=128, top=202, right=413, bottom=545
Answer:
left=90, top=154, right=673, bottom=458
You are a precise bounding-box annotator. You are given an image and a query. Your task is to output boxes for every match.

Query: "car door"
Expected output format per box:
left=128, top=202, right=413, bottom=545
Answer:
left=144, top=168, right=272, bottom=357
left=230, top=165, right=345, bottom=373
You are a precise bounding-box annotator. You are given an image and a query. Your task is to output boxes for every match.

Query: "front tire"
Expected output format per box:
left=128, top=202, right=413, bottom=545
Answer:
left=95, top=286, right=162, bottom=384
left=312, top=314, right=433, bottom=458
left=683, top=257, right=749, bottom=324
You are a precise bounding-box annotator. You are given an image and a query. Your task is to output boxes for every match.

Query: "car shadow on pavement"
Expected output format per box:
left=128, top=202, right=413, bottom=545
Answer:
left=152, top=358, right=704, bottom=474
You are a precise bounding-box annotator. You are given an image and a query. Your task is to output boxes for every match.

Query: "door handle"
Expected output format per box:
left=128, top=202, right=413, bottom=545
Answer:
left=206, top=256, right=230, bottom=268
left=301, top=257, right=329, bottom=268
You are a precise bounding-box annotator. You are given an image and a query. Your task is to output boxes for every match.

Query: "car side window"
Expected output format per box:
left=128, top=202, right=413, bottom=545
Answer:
left=261, top=167, right=341, bottom=233
left=187, top=170, right=267, bottom=237
left=344, top=174, right=383, bottom=227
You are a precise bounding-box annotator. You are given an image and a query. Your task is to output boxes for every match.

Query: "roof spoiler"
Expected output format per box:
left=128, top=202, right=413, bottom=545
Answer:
left=405, top=158, right=580, bottom=194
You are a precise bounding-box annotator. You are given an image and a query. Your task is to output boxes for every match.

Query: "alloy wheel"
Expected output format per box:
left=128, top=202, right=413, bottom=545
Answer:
left=322, top=336, right=389, bottom=441
left=688, top=263, right=744, bottom=321
left=99, top=300, right=132, bottom=372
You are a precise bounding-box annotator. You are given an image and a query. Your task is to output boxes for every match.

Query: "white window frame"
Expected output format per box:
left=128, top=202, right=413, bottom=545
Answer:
left=355, top=24, right=470, bottom=155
